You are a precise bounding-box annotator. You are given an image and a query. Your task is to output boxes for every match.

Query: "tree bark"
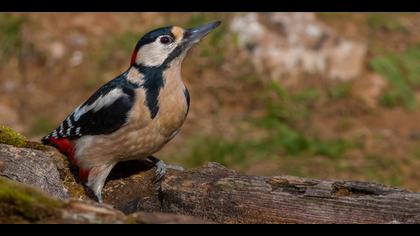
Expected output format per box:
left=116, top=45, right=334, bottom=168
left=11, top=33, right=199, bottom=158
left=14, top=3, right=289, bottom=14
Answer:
left=105, top=162, right=420, bottom=224
left=0, top=144, right=68, bottom=199
left=2, top=143, right=420, bottom=224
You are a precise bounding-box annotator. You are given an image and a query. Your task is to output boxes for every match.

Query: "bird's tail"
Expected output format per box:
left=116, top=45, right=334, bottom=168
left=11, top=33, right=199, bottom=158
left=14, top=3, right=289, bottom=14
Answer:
left=42, top=136, right=77, bottom=165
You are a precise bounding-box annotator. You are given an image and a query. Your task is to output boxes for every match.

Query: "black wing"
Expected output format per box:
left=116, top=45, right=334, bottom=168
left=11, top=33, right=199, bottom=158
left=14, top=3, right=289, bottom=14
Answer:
left=42, top=72, right=138, bottom=142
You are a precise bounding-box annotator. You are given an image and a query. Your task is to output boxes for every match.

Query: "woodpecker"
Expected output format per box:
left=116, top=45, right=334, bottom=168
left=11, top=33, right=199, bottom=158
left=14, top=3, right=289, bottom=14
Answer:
left=42, top=21, right=221, bottom=203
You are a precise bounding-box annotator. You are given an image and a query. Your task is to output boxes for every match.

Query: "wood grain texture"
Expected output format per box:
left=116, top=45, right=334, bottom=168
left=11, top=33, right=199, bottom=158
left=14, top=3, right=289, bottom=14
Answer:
left=0, top=144, right=69, bottom=199
left=2, top=142, right=420, bottom=224
left=158, top=163, right=420, bottom=223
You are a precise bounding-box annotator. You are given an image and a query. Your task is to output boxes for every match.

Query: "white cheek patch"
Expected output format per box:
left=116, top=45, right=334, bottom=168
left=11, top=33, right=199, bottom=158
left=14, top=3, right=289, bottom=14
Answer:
left=136, top=41, right=176, bottom=67
left=73, top=88, right=125, bottom=121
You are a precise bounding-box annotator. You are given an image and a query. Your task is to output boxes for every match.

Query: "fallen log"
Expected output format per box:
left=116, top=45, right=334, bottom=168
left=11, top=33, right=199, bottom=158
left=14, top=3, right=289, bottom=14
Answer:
left=1, top=141, right=420, bottom=224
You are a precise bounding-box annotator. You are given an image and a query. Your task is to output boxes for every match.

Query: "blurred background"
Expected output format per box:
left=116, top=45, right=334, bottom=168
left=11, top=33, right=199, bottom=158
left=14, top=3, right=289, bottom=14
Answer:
left=1, top=12, right=420, bottom=190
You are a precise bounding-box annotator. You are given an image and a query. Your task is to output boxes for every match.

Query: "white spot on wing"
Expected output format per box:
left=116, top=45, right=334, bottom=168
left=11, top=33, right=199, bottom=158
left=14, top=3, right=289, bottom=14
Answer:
left=59, top=123, right=64, bottom=135
left=73, top=88, right=125, bottom=121
left=66, top=117, right=73, bottom=128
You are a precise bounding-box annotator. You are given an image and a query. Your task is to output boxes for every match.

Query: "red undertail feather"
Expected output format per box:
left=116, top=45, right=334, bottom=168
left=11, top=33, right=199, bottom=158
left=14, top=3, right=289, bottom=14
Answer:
left=47, top=137, right=77, bottom=165
left=47, top=137, right=91, bottom=182
left=78, top=168, right=90, bottom=183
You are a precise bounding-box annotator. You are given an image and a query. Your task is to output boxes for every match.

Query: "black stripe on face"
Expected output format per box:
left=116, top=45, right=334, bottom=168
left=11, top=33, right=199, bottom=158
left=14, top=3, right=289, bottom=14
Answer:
left=161, top=39, right=189, bottom=68
left=132, top=28, right=190, bottom=119
left=136, top=66, right=165, bottom=119
left=133, top=39, right=187, bottom=119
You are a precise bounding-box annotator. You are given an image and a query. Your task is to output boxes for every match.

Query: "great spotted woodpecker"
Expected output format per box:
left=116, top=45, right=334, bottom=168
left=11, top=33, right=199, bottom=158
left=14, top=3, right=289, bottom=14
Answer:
left=42, top=21, right=221, bottom=203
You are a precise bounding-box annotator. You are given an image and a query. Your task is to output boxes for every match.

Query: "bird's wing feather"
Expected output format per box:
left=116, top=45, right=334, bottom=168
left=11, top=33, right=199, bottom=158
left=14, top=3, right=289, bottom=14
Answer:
left=42, top=74, right=137, bottom=142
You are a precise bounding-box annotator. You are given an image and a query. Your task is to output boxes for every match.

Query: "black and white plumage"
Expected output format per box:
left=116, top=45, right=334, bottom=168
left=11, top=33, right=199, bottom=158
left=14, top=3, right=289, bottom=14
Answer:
left=41, top=21, right=221, bottom=203
left=42, top=73, right=138, bottom=142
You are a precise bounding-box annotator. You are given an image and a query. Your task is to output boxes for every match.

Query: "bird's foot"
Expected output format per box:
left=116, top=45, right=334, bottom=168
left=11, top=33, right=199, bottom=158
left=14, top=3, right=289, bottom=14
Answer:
left=154, top=160, right=167, bottom=183
left=145, top=156, right=184, bottom=184
left=96, top=193, right=104, bottom=205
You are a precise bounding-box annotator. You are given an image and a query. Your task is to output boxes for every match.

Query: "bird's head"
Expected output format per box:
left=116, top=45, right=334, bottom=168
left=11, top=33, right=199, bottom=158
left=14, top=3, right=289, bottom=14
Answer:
left=130, top=21, right=221, bottom=68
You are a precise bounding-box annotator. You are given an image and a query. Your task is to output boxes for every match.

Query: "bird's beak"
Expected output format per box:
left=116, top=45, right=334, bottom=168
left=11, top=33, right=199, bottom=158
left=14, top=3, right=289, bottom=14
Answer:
left=184, top=21, right=221, bottom=45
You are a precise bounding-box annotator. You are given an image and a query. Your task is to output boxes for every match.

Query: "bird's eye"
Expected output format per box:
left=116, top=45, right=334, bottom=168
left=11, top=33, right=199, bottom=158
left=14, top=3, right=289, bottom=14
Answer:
left=160, top=36, right=172, bottom=44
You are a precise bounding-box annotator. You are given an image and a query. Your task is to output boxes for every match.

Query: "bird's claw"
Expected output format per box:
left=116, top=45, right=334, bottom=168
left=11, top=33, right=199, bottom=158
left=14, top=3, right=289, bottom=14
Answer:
left=154, top=160, right=167, bottom=183
left=97, top=194, right=104, bottom=205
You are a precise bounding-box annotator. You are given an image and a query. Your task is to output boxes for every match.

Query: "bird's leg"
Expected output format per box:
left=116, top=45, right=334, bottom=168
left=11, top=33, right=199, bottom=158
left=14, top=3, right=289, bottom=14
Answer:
left=145, top=156, right=167, bottom=183
left=145, top=156, right=184, bottom=183
left=85, top=163, right=116, bottom=204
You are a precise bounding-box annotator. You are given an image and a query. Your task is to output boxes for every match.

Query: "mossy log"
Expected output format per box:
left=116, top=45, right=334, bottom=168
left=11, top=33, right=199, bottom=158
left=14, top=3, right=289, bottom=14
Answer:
left=0, top=177, right=208, bottom=223
left=2, top=138, right=420, bottom=223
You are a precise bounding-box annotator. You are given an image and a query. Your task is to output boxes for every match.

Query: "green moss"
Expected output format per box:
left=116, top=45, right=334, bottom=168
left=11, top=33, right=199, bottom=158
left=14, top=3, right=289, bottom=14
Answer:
left=0, top=125, right=27, bottom=148
left=370, top=46, right=420, bottom=110
left=0, top=177, right=63, bottom=223
left=0, top=125, right=46, bottom=150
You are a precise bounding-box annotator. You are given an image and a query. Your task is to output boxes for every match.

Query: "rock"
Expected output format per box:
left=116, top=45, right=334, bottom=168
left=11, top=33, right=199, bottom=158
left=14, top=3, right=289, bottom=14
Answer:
left=230, top=13, right=367, bottom=81
left=69, top=34, right=88, bottom=47
left=328, top=41, right=367, bottom=81
left=69, top=51, right=83, bottom=67
left=48, top=42, right=66, bottom=60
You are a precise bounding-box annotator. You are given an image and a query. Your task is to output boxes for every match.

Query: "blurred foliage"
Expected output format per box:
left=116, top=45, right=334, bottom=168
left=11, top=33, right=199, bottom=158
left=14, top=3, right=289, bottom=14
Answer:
left=255, top=81, right=354, bottom=159
left=173, top=135, right=247, bottom=168
left=327, top=82, right=352, bottom=100
left=174, top=80, right=355, bottom=170
left=95, top=31, right=140, bottom=68
left=28, top=116, right=56, bottom=138
left=361, top=154, right=403, bottom=187
left=0, top=14, right=27, bottom=63
left=370, top=46, right=420, bottom=110
left=185, top=13, right=230, bottom=67
left=367, top=13, right=406, bottom=32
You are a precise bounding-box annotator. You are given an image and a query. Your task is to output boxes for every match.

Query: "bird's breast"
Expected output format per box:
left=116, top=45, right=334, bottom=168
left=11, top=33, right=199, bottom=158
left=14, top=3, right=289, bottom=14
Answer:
left=74, top=74, right=189, bottom=167
left=155, top=79, right=189, bottom=139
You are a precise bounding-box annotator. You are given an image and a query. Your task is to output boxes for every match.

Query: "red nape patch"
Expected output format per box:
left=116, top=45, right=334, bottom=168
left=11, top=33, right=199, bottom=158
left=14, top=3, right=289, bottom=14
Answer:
left=130, top=49, right=138, bottom=66
left=48, top=137, right=77, bottom=165
left=78, top=168, right=90, bottom=183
